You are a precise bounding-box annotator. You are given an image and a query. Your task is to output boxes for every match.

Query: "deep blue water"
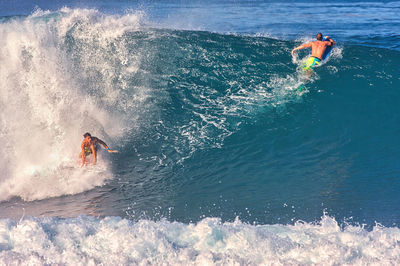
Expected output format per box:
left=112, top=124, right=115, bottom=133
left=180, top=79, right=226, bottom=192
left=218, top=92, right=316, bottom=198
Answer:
left=1, top=1, right=400, bottom=264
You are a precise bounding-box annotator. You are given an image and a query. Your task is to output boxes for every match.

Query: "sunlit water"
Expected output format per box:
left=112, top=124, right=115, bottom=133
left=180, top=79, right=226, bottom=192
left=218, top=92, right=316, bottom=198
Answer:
left=1, top=1, right=400, bottom=264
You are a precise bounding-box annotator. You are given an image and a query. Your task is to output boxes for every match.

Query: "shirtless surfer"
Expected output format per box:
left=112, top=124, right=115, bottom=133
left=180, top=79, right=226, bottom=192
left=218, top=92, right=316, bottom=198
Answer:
left=80, top=132, right=117, bottom=166
left=291, top=33, right=335, bottom=71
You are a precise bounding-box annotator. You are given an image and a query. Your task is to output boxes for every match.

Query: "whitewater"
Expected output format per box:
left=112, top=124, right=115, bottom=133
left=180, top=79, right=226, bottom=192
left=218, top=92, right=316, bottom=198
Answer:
left=1, top=1, right=400, bottom=264
left=2, top=215, right=400, bottom=265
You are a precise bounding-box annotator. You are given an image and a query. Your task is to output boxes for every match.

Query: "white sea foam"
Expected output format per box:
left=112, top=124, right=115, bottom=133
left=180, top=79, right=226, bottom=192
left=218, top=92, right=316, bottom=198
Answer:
left=0, top=9, right=149, bottom=201
left=0, top=215, right=400, bottom=265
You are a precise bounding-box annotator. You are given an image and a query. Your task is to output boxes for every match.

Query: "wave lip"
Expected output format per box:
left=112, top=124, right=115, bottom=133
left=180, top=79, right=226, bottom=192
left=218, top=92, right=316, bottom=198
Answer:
left=1, top=215, right=400, bottom=265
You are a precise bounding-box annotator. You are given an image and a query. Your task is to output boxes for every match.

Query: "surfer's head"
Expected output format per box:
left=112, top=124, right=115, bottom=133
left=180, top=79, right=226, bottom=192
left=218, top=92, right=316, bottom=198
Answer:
left=83, top=132, right=92, bottom=139
left=316, top=33, right=323, bottom=41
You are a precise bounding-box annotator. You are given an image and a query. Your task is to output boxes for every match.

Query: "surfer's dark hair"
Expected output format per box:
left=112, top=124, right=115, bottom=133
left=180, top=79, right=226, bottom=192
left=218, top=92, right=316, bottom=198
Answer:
left=316, top=33, right=323, bottom=41
left=83, top=132, right=92, bottom=138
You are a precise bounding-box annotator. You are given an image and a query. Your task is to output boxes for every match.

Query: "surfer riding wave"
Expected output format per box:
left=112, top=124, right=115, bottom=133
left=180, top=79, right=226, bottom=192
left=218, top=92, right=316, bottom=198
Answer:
left=80, top=132, right=117, bottom=167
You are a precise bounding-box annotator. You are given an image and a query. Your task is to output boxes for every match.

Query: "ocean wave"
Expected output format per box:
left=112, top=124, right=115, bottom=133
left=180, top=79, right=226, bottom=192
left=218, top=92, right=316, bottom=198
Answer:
left=0, top=8, right=150, bottom=201
left=1, top=214, right=400, bottom=265
left=1, top=8, right=399, bottom=211
left=0, top=8, right=307, bottom=201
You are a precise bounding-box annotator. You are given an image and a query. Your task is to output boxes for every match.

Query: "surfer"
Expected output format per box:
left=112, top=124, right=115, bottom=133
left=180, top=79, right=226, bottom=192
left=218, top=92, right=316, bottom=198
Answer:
left=80, top=132, right=117, bottom=166
left=291, top=33, right=335, bottom=70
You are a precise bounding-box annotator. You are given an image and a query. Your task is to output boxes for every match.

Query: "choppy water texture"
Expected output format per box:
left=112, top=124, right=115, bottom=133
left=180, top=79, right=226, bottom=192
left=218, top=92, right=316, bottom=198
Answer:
left=0, top=1, right=400, bottom=264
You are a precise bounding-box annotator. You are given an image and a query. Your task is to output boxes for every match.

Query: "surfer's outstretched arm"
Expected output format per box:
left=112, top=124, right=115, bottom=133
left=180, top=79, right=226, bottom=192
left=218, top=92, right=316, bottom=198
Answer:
left=97, top=138, right=108, bottom=149
left=97, top=139, right=117, bottom=152
left=291, top=42, right=312, bottom=55
left=96, top=138, right=118, bottom=153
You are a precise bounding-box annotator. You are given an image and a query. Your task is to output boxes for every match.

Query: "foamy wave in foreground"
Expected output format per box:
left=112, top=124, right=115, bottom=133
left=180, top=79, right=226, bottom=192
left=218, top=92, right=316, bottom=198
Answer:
left=1, top=215, right=400, bottom=265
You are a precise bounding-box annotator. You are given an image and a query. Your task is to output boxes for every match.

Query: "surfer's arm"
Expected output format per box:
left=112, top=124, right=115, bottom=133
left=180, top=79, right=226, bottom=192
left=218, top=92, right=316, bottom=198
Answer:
left=97, top=138, right=109, bottom=150
left=96, top=138, right=118, bottom=152
left=94, top=137, right=117, bottom=153
left=291, top=42, right=312, bottom=55
left=324, top=36, right=335, bottom=46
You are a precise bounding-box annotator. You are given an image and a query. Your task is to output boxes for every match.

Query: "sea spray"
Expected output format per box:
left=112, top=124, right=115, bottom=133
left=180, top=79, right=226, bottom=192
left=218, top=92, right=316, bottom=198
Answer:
left=1, top=215, right=400, bottom=264
left=0, top=9, right=150, bottom=201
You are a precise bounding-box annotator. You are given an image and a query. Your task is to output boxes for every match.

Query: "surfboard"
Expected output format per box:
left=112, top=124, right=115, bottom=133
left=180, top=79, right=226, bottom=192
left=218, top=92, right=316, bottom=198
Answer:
left=321, top=37, right=333, bottom=60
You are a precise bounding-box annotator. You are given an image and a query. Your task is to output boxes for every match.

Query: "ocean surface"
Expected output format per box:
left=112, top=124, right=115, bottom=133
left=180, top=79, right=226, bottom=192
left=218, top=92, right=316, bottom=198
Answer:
left=1, top=0, right=400, bottom=264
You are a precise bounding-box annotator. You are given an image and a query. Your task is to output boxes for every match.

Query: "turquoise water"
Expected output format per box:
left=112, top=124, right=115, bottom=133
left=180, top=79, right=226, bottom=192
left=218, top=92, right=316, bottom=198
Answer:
left=1, top=1, right=400, bottom=264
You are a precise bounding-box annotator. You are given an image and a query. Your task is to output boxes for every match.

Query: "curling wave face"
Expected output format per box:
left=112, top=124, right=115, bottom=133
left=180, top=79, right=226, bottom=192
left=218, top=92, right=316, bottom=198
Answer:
left=0, top=8, right=151, bottom=201
left=0, top=8, right=313, bottom=202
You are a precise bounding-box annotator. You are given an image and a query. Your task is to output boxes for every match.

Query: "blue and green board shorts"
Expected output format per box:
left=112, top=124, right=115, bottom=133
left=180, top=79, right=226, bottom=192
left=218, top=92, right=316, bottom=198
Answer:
left=303, top=56, right=321, bottom=70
